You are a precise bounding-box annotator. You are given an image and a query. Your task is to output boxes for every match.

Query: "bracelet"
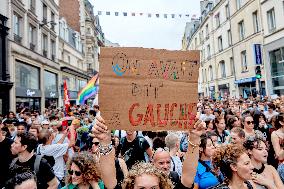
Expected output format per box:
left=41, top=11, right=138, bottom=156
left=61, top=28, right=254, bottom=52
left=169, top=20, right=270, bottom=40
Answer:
left=98, top=143, right=113, bottom=156
left=187, top=139, right=200, bottom=151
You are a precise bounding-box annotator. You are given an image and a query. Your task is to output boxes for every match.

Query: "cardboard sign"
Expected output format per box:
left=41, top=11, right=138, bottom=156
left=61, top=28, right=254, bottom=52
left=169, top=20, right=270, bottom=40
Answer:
left=99, top=47, right=200, bottom=131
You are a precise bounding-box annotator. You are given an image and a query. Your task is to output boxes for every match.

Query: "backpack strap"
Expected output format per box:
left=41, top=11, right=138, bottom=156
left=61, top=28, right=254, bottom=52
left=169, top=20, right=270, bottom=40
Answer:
left=198, top=160, right=222, bottom=183
left=10, top=157, right=19, bottom=170
left=170, top=156, right=176, bottom=172
left=34, top=154, right=44, bottom=175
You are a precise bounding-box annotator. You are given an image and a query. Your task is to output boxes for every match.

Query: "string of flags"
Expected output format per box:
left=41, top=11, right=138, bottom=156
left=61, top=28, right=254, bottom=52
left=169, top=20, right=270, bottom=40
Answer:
left=97, top=11, right=196, bottom=19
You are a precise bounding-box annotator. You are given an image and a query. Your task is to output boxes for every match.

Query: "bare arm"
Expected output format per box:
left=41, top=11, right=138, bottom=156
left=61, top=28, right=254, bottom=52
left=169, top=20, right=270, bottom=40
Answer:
left=47, top=177, right=59, bottom=189
left=118, top=158, right=129, bottom=177
left=271, top=132, right=284, bottom=160
left=93, top=116, right=117, bottom=189
left=181, top=121, right=205, bottom=188
left=270, top=165, right=284, bottom=188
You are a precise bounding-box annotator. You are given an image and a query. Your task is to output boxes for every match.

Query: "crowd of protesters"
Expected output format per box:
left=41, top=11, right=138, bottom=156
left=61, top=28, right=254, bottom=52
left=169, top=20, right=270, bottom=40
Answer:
left=1, top=95, right=284, bottom=189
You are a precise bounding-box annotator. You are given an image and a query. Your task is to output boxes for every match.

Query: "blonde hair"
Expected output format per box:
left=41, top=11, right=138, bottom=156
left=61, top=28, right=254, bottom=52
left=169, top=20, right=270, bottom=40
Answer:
left=122, top=162, right=173, bottom=189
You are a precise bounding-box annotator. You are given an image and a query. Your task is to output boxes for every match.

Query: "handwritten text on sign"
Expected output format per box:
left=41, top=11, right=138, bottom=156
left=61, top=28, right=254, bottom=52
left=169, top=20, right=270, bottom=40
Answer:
left=100, top=47, right=200, bottom=131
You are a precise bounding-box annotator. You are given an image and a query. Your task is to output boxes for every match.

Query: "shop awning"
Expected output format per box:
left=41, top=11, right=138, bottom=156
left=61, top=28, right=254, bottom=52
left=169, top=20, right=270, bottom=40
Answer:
left=234, top=77, right=256, bottom=84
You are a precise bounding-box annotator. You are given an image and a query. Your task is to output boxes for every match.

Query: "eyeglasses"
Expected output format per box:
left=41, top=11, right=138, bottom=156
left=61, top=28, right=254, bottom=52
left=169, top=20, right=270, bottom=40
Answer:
left=93, top=142, right=99, bottom=146
left=246, top=121, right=254, bottom=125
left=68, top=170, right=82, bottom=176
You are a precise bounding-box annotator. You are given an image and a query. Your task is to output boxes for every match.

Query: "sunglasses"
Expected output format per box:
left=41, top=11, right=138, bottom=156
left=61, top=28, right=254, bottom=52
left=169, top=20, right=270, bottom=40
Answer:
left=246, top=121, right=254, bottom=125
left=68, top=170, right=82, bottom=176
left=93, top=142, right=100, bottom=146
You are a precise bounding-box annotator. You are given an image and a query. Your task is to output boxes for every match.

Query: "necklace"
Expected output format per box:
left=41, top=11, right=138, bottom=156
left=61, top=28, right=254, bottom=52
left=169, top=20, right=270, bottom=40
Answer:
left=253, top=163, right=265, bottom=174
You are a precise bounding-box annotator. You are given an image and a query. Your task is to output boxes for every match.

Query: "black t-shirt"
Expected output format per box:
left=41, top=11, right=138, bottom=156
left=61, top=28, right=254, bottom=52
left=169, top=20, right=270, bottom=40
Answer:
left=120, top=136, right=150, bottom=169
left=169, top=171, right=194, bottom=189
left=9, top=155, right=56, bottom=188
left=0, top=137, right=14, bottom=188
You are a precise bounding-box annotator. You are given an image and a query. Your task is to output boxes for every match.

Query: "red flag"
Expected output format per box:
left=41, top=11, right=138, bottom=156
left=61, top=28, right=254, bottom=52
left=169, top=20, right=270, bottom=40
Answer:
left=63, top=80, right=70, bottom=114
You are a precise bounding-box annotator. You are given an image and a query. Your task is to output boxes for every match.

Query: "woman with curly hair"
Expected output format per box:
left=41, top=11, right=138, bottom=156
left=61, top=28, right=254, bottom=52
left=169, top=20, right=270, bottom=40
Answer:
left=122, top=162, right=173, bottom=189
left=211, top=144, right=255, bottom=189
left=243, top=137, right=283, bottom=189
left=62, top=152, right=103, bottom=189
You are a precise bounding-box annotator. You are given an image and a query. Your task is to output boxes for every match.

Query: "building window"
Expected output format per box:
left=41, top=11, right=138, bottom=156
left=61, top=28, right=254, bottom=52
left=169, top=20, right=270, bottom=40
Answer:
left=230, top=57, right=235, bottom=76
left=29, top=0, right=35, bottom=13
left=13, top=13, right=21, bottom=43
left=209, top=66, right=213, bottom=81
left=269, top=47, right=284, bottom=77
left=253, top=11, right=260, bottom=33
left=207, top=45, right=211, bottom=59
left=51, top=12, right=55, bottom=31
left=225, top=4, right=230, bottom=19
left=218, top=36, right=223, bottom=52
left=215, top=13, right=220, bottom=28
left=238, top=20, right=245, bottom=41
left=43, top=3, right=47, bottom=23
left=236, top=0, right=242, bottom=10
left=42, top=34, right=48, bottom=57
left=205, top=24, right=209, bottom=38
left=241, top=50, right=248, bottom=71
left=15, top=61, right=40, bottom=89
left=44, top=71, right=57, bottom=91
left=220, top=61, right=226, bottom=78
left=205, top=69, right=207, bottom=82
left=28, top=24, right=36, bottom=50
left=227, top=29, right=232, bottom=46
left=51, top=40, right=55, bottom=60
left=194, top=38, right=197, bottom=48
left=267, top=8, right=276, bottom=32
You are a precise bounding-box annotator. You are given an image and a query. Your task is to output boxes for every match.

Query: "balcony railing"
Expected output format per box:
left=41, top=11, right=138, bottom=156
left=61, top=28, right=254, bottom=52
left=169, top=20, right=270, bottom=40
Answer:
left=14, top=34, right=22, bottom=44
left=30, top=5, right=35, bottom=14
left=30, top=43, right=35, bottom=51
left=43, top=50, right=47, bottom=57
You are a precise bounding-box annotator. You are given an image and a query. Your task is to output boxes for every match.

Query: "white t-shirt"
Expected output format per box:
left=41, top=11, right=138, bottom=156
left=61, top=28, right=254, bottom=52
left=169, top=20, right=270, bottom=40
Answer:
left=37, top=143, right=69, bottom=180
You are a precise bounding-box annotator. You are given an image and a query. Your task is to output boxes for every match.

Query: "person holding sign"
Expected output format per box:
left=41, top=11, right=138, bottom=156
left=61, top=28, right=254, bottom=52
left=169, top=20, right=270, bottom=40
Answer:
left=93, top=115, right=206, bottom=189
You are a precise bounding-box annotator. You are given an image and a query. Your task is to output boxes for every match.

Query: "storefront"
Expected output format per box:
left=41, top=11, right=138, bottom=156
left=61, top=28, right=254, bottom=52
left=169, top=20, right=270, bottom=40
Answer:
left=235, top=77, right=257, bottom=98
left=15, top=61, right=41, bottom=111
left=218, top=84, right=230, bottom=98
left=16, top=88, right=41, bottom=111
left=44, top=70, right=58, bottom=108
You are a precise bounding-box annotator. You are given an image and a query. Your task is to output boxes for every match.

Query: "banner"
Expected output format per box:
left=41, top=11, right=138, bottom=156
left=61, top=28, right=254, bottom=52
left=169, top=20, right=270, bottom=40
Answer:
left=97, top=11, right=193, bottom=19
left=99, top=47, right=200, bottom=131
left=63, top=80, right=70, bottom=114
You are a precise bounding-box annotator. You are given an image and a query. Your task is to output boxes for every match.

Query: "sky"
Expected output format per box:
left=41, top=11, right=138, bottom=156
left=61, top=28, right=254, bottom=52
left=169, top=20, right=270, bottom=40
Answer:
left=90, top=0, right=201, bottom=50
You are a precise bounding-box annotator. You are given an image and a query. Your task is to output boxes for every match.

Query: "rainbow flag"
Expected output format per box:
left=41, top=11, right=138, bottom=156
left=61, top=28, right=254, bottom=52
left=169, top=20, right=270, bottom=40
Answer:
left=78, top=74, right=99, bottom=104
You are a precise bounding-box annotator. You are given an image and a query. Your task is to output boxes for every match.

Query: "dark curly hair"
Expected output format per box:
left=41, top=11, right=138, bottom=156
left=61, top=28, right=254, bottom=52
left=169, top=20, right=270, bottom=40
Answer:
left=243, top=136, right=268, bottom=154
left=122, top=162, right=173, bottom=189
left=66, top=152, right=101, bottom=185
left=212, top=144, right=246, bottom=183
left=6, top=170, right=36, bottom=189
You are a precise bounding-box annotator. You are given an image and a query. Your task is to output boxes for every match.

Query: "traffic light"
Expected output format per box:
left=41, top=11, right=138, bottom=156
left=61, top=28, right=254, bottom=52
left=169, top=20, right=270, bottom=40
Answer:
left=255, top=66, right=262, bottom=79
